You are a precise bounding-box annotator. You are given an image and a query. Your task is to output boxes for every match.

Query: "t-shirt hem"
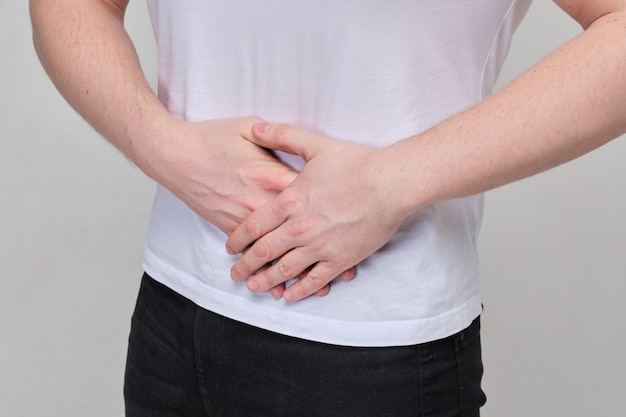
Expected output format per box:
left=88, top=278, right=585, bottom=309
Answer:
left=143, top=254, right=483, bottom=348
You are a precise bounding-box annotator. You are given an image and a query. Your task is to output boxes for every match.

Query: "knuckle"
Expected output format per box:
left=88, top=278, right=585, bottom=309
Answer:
left=243, top=218, right=262, bottom=238
left=306, top=271, right=328, bottom=289
left=332, top=252, right=350, bottom=267
left=252, top=241, right=271, bottom=262
left=277, top=259, right=297, bottom=279
left=286, top=220, right=311, bottom=238
left=276, top=189, right=303, bottom=213
left=310, top=239, right=327, bottom=254
left=318, top=244, right=347, bottom=266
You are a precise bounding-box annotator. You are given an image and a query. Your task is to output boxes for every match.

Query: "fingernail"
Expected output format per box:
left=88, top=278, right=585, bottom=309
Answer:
left=255, top=122, right=269, bottom=135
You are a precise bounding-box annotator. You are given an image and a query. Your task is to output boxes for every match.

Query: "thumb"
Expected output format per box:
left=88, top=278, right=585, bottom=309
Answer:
left=251, top=122, right=322, bottom=161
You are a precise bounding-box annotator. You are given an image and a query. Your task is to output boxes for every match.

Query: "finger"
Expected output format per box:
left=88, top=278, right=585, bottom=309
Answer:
left=338, top=266, right=357, bottom=281
left=231, top=212, right=314, bottom=282
left=250, top=123, right=325, bottom=161
left=315, top=284, right=331, bottom=297
left=246, top=248, right=313, bottom=294
left=271, top=269, right=330, bottom=298
left=269, top=284, right=285, bottom=299
left=230, top=233, right=284, bottom=282
left=226, top=188, right=306, bottom=256
left=282, top=262, right=339, bottom=302
left=313, top=268, right=354, bottom=297
left=248, top=149, right=299, bottom=192
left=265, top=167, right=298, bottom=191
left=226, top=198, right=286, bottom=257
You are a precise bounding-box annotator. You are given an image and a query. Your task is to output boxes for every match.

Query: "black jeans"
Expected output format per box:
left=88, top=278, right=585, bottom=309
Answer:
left=124, top=274, right=486, bottom=417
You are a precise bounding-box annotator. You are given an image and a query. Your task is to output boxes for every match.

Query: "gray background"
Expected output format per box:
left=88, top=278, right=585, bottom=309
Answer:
left=2, top=1, right=625, bottom=415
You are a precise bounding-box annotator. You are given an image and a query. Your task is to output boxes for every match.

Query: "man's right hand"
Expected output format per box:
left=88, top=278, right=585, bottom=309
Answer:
left=140, top=116, right=356, bottom=298
left=31, top=3, right=296, bottom=236
left=30, top=0, right=348, bottom=298
left=143, top=117, right=298, bottom=236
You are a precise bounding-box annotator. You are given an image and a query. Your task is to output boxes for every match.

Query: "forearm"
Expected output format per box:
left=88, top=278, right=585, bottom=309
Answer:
left=225, top=3, right=626, bottom=301
left=30, top=0, right=175, bottom=177
left=386, top=10, right=626, bottom=215
left=30, top=0, right=304, bottom=240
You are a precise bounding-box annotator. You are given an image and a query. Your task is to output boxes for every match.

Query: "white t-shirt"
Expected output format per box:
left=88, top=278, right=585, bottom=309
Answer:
left=143, top=0, right=532, bottom=347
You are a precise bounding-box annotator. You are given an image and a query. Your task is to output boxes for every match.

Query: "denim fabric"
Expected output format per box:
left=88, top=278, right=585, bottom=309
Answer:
left=125, top=274, right=486, bottom=417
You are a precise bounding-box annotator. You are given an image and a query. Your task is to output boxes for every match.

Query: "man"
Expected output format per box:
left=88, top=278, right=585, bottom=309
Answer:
left=30, top=0, right=626, bottom=416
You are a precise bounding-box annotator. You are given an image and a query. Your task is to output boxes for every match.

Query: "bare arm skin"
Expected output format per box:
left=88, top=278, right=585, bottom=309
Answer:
left=227, top=0, right=626, bottom=302
left=31, top=0, right=353, bottom=298
left=29, top=0, right=298, bottom=236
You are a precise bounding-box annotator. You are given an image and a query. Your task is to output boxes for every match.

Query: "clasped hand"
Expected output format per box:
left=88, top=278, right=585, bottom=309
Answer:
left=226, top=123, right=407, bottom=302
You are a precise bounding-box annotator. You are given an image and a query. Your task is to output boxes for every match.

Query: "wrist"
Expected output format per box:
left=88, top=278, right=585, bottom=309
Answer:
left=373, top=139, right=436, bottom=218
left=125, top=112, right=188, bottom=182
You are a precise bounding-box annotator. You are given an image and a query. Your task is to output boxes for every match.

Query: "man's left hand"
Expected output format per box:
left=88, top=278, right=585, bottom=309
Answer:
left=226, top=122, right=409, bottom=302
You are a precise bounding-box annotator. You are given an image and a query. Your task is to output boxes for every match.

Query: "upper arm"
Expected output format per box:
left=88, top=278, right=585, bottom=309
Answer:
left=553, top=0, right=626, bottom=28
